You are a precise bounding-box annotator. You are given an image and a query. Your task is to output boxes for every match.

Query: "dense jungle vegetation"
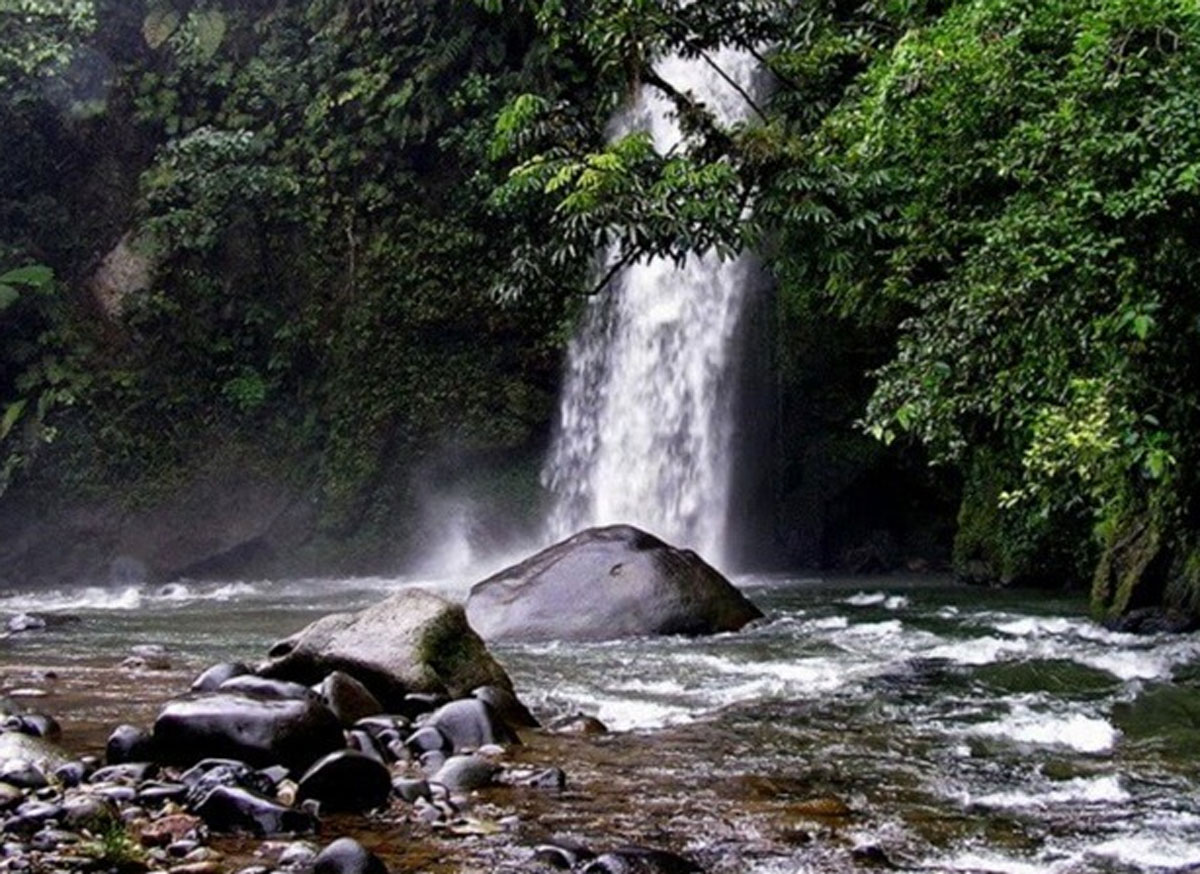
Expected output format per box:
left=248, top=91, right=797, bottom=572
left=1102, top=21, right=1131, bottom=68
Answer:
left=1, top=0, right=1198, bottom=623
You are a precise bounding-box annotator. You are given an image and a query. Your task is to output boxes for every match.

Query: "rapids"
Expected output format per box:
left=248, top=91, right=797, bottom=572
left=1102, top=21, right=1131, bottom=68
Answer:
left=3, top=575, right=1200, bottom=872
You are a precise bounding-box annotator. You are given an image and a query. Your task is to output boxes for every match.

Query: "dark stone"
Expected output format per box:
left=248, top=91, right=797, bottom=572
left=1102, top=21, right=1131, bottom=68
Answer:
left=179, top=759, right=276, bottom=807
left=392, top=778, right=431, bottom=803
left=296, top=750, right=391, bottom=813
left=472, top=685, right=538, bottom=729
left=353, top=715, right=411, bottom=739
left=190, top=662, right=252, bottom=693
left=582, top=847, right=703, bottom=873
left=51, top=762, right=88, bottom=788
left=1103, top=607, right=1200, bottom=635
left=193, top=785, right=316, bottom=836
left=465, top=525, right=762, bottom=642
left=400, top=693, right=448, bottom=719
left=312, top=837, right=386, bottom=874
left=346, top=730, right=385, bottom=764
left=90, top=762, right=159, bottom=783
left=218, top=676, right=317, bottom=701
left=429, top=754, right=499, bottom=791
left=105, top=724, right=156, bottom=765
left=3, top=714, right=60, bottom=740
left=153, top=693, right=344, bottom=773
left=137, top=781, right=188, bottom=805
left=318, top=671, right=382, bottom=725
left=423, top=699, right=519, bottom=752
left=0, top=761, right=46, bottom=789
left=404, top=726, right=450, bottom=756
left=259, top=589, right=513, bottom=708
left=419, top=750, right=447, bottom=774
left=533, top=838, right=594, bottom=869
left=59, top=796, right=116, bottom=831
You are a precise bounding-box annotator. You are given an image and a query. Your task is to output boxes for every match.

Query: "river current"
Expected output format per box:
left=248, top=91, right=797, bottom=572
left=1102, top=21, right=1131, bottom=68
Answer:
left=3, top=575, right=1200, bottom=872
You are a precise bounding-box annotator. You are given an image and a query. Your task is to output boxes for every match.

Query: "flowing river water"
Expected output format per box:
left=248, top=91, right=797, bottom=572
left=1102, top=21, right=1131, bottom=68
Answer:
left=3, top=575, right=1200, bottom=873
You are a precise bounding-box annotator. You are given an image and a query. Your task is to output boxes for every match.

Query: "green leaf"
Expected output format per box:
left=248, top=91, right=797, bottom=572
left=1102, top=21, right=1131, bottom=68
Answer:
left=0, top=265, right=53, bottom=288
left=143, top=7, right=180, bottom=50
left=0, top=400, right=27, bottom=442
left=0, top=284, right=17, bottom=311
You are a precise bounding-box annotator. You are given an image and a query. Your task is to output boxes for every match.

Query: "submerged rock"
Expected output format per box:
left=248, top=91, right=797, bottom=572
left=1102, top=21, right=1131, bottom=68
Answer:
left=153, top=692, right=344, bottom=773
left=465, top=525, right=762, bottom=642
left=312, top=837, right=386, bottom=874
left=259, top=588, right=513, bottom=707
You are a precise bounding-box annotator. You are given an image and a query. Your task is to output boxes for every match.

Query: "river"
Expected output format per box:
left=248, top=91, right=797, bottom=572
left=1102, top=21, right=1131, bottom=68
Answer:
left=3, top=574, right=1199, bottom=872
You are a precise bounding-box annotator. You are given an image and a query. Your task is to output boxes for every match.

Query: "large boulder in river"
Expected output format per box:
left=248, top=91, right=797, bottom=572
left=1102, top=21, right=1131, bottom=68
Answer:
left=258, top=588, right=513, bottom=708
left=465, top=525, right=763, bottom=642
left=152, top=692, right=344, bottom=773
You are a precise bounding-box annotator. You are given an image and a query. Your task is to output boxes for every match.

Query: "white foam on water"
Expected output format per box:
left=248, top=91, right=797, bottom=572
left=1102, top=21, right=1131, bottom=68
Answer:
left=967, top=775, right=1128, bottom=810
left=928, top=850, right=1062, bottom=874
left=967, top=705, right=1118, bottom=753
left=884, top=595, right=910, bottom=610
left=1085, top=834, right=1200, bottom=870
left=0, top=585, right=145, bottom=612
left=844, top=592, right=889, bottom=606
left=928, top=636, right=1030, bottom=666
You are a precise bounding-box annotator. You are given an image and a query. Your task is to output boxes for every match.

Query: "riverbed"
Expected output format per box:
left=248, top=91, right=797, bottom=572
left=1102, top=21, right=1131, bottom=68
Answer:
left=3, top=574, right=1200, bottom=872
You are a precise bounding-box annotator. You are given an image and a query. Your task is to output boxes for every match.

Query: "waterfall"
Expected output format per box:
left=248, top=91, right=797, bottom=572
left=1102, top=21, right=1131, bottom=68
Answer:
left=541, top=49, right=764, bottom=566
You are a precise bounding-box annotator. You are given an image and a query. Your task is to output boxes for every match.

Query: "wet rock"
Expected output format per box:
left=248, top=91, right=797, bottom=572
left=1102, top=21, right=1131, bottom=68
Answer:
left=153, top=692, right=344, bottom=772
left=137, top=781, right=188, bottom=806
left=60, top=795, right=117, bottom=831
left=400, top=692, right=448, bottom=719
left=472, top=685, right=539, bottom=729
left=0, top=782, right=24, bottom=811
left=392, top=777, right=432, bottom=803
left=296, top=750, right=391, bottom=812
left=423, top=698, right=519, bottom=751
left=106, top=724, right=157, bottom=765
left=90, top=761, right=159, bottom=783
left=582, top=846, right=703, bottom=873
left=218, top=676, right=317, bottom=701
left=354, top=714, right=411, bottom=739
left=0, top=732, right=71, bottom=773
left=532, top=837, right=595, bottom=869
left=3, top=713, right=61, bottom=740
left=466, top=525, right=762, bottom=643
left=547, top=713, right=608, bottom=735
left=312, top=837, right=386, bottom=874
left=347, top=729, right=386, bottom=764
left=276, top=840, right=318, bottom=869
left=405, top=726, right=451, bottom=756
left=1104, top=607, right=1200, bottom=634
left=190, top=662, right=252, bottom=693
left=168, top=838, right=201, bottom=857
left=430, top=754, right=500, bottom=791
left=419, top=750, right=447, bottom=774
left=51, top=761, right=88, bottom=788
left=259, top=588, right=513, bottom=707
left=180, top=759, right=276, bottom=807
left=318, top=671, right=382, bottom=725
left=193, top=785, right=316, bottom=836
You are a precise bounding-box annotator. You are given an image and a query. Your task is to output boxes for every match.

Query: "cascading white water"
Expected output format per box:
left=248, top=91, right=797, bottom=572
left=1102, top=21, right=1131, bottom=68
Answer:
left=542, top=49, right=764, bottom=565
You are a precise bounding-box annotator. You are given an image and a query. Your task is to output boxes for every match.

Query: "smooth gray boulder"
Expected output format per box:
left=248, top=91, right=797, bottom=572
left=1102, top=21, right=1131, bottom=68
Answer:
left=259, top=588, right=513, bottom=707
left=465, top=525, right=763, bottom=642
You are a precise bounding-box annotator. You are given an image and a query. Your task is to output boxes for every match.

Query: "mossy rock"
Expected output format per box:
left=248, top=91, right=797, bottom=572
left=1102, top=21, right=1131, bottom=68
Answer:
left=259, top=589, right=513, bottom=708
left=1111, top=682, right=1200, bottom=757
left=970, top=659, right=1119, bottom=697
